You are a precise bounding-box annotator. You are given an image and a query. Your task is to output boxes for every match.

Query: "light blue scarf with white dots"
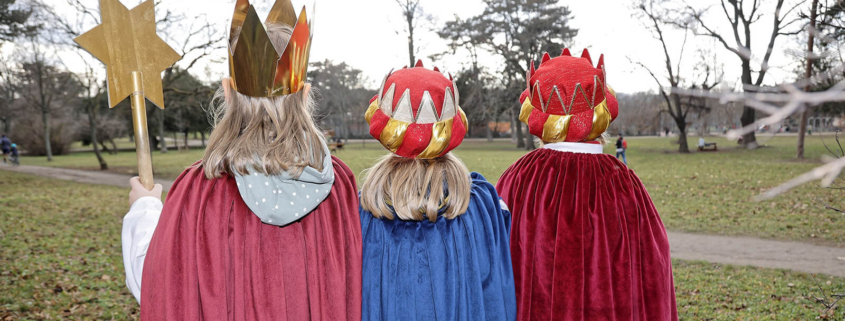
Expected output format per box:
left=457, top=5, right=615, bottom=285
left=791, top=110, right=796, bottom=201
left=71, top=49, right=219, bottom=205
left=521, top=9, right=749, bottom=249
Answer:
left=233, top=143, right=335, bottom=226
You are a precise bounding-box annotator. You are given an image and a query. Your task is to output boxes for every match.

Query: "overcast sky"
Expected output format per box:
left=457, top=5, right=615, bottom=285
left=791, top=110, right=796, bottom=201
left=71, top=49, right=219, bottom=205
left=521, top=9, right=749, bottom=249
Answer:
left=38, top=0, right=806, bottom=95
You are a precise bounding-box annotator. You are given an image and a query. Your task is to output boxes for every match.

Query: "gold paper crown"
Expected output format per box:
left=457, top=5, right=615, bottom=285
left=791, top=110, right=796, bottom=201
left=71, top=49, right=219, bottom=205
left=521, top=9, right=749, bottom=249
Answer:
left=228, top=0, right=313, bottom=97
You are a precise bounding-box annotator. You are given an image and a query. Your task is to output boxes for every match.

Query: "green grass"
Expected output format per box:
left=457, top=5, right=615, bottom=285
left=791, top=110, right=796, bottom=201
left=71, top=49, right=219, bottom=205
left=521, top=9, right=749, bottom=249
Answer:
left=619, top=135, right=844, bottom=247
left=21, top=134, right=845, bottom=246
left=0, top=171, right=140, bottom=320
left=673, top=260, right=844, bottom=320
left=0, top=170, right=842, bottom=320
left=70, top=137, right=137, bottom=151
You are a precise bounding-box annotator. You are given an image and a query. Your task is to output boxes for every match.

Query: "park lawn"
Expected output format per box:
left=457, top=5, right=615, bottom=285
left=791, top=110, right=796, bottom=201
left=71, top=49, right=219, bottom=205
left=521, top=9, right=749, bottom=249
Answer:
left=69, top=137, right=137, bottom=151
left=0, top=170, right=842, bottom=320
left=620, top=135, right=844, bottom=246
left=20, top=134, right=845, bottom=246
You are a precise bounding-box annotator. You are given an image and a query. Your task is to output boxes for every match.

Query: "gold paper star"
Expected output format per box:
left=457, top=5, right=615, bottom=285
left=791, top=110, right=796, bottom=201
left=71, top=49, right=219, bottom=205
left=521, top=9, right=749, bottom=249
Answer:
left=74, top=0, right=181, bottom=109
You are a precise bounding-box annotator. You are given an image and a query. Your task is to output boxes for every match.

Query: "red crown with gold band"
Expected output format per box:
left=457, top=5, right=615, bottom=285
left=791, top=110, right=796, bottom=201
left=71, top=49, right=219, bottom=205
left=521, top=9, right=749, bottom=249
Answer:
left=365, top=61, right=468, bottom=159
left=519, top=49, right=618, bottom=143
left=228, top=0, right=313, bottom=97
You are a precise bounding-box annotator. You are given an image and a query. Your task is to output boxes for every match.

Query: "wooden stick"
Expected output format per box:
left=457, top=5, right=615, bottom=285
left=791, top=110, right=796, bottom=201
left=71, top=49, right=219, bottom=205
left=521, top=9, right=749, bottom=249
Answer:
left=130, top=71, right=155, bottom=190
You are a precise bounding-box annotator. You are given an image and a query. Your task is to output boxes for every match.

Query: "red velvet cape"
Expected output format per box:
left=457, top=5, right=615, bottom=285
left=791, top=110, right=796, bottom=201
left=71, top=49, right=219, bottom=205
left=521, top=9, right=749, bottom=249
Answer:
left=140, top=157, right=362, bottom=321
left=497, top=149, right=677, bottom=321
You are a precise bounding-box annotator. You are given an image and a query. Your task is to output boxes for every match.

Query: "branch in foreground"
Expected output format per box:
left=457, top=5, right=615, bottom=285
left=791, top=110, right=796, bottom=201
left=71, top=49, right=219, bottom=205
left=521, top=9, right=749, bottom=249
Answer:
left=755, top=156, right=845, bottom=200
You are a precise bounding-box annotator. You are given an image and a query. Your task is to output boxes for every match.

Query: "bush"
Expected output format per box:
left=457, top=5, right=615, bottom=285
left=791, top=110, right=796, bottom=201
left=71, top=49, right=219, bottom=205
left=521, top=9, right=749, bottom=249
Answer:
left=11, top=113, right=80, bottom=156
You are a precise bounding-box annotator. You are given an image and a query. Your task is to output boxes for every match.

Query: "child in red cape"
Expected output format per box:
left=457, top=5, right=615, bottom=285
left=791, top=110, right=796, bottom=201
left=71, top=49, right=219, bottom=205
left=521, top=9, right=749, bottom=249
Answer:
left=497, top=49, right=678, bottom=321
left=121, top=1, right=362, bottom=320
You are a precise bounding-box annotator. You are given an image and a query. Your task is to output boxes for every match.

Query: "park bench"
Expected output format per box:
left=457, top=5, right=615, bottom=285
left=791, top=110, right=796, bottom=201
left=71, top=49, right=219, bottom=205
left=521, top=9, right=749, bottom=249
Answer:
left=698, top=142, right=718, bottom=151
left=330, top=142, right=345, bottom=153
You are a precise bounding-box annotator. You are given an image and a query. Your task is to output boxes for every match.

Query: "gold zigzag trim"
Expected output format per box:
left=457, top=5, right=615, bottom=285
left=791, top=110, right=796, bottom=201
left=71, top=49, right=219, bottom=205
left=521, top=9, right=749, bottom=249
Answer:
left=366, top=98, right=464, bottom=159
left=520, top=91, right=613, bottom=143
left=530, top=74, right=607, bottom=114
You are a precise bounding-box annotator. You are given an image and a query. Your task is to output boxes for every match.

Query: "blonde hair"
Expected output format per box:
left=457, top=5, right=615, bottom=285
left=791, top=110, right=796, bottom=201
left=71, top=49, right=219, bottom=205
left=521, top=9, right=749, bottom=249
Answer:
left=360, top=153, right=471, bottom=222
left=201, top=24, right=325, bottom=179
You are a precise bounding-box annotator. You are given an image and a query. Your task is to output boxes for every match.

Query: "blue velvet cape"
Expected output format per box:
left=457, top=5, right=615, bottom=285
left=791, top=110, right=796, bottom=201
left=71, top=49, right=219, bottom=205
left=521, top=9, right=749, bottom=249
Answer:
left=360, top=173, right=517, bottom=321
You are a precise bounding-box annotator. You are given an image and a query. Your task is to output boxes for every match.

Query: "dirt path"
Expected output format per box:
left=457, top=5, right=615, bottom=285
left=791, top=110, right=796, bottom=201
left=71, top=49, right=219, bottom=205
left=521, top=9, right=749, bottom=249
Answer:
left=2, top=164, right=844, bottom=277
left=1, top=164, right=175, bottom=191
left=668, top=232, right=845, bottom=277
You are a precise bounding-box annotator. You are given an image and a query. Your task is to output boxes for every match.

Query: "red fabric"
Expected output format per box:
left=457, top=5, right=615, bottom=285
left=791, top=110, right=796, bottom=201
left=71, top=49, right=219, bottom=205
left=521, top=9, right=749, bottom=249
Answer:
left=623, top=140, right=628, bottom=149
left=497, top=149, right=678, bottom=321
left=396, top=123, right=433, bottom=158
left=140, top=157, right=362, bottom=321
left=381, top=66, right=454, bottom=118
left=527, top=109, right=550, bottom=140
left=368, top=109, right=390, bottom=139
left=520, top=50, right=618, bottom=143
left=442, top=113, right=466, bottom=157
left=368, top=64, right=468, bottom=159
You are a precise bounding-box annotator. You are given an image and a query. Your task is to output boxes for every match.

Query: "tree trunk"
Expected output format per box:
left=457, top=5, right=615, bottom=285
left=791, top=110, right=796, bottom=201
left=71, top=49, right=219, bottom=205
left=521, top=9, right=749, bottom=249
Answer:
left=183, top=129, right=189, bottom=151
left=485, top=118, right=493, bottom=142
left=2, top=118, right=10, bottom=134
left=675, top=119, right=690, bottom=153
left=173, top=131, right=178, bottom=151
left=797, top=0, right=819, bottom=159
left=524, top=129, right=535, bottom=150
left=158, top=109, right=168, bottom=153
left=41, top=108, right=52, bottom=161
left=100, top=141, right=111, bottom=154
left=200, top=131, right=206, bottom=147
left=740, top=60, right=758, bottom=149
left=109, top=139, right=118, bottom=154
left=407, top=14, right=415, bottom=66
left=740, top=106, right=758, bottom=149
left=86, top=105, right=108, bottom=170
left=670, top=92, right=691, bottom=153
left=513, top=111, right=525, bottom=148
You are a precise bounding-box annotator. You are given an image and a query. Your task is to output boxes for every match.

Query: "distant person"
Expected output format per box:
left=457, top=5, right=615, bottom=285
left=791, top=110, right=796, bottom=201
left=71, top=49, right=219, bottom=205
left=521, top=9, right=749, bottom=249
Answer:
left=0, top=135, right=11, bottom=164
left=616, top=133, right=628, bottom=165
left=9, top=143, right=18, bottom=165
left=699, top=136, right=706, bottom=148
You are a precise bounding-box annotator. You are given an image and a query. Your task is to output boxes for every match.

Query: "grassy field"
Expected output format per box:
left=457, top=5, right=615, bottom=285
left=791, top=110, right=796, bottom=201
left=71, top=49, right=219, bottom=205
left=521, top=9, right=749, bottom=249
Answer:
left=21, top=134, right=845, bottom=246
left=0, top=170, right=842, bottom=320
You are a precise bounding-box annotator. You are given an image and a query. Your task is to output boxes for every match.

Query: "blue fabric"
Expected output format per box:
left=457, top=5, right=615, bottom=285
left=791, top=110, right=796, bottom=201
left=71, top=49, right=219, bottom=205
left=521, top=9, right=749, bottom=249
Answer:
left=360, top=172, right=517, bottom=321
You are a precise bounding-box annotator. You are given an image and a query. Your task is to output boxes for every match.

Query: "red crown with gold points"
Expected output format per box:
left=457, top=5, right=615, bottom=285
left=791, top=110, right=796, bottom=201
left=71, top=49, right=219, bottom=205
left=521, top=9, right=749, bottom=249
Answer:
left=365, top=60, right=468, bottom=159
left=519, top=49, right=619, bottom=143
left=228, top=0, right=313, bottom=97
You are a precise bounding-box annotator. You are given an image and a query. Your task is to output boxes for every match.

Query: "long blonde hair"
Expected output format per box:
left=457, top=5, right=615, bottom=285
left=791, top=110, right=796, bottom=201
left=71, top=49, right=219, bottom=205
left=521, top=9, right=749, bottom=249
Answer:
left=202, top=24, right=325, bottom=179
left=360, top=153, right=471, bottom=222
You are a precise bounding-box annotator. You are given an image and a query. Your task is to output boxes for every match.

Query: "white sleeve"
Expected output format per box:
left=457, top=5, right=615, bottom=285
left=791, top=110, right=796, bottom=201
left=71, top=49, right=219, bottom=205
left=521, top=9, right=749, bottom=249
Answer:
left=121, top=196, right=163, bottom=304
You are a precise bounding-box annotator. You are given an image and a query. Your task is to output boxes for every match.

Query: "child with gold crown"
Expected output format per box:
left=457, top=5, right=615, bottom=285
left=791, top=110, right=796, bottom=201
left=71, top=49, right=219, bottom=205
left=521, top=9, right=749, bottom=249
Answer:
left=121, top=1, right=362, bottom=319
left=497, top=50, right=678, bottom=320
left=359, top=61, right=517, bottom=321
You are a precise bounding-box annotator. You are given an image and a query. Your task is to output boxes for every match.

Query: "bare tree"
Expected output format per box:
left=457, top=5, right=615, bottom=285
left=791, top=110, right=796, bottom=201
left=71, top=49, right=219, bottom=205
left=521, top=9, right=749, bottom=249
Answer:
left=49, top=0, right=224, bottom=155
left=798, top=0, right=821, bottom=159
left=394, top=0, right=424, bottom=67
left=635, top=0, right=720, bottom=152
left=439, top=17, right=498, bottom=141
left=0, top=0, right=39, bottom=42
left=470, top=0, right=578, bottom=150
left=17, top=37, right=74, bottom=161
left=155, top=7, right=225, bottom=153
left=0, top=55, right=21, bottom=134
left=677, top=0, right=803, bottom=149
left=47, top=0, right=111, bottom=168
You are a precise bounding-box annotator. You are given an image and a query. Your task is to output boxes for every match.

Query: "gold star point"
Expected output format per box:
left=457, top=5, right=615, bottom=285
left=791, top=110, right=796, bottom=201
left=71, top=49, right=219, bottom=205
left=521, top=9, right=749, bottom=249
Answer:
left=74, top=0, right=180, bottom=109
